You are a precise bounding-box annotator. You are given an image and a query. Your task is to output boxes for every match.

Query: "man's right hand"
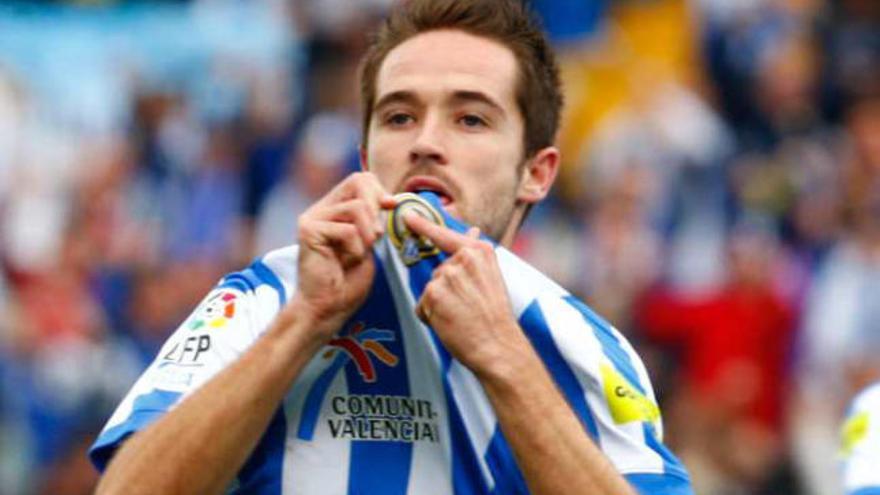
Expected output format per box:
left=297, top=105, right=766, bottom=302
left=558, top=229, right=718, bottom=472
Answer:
left=292, top=172, right=396, bottom=340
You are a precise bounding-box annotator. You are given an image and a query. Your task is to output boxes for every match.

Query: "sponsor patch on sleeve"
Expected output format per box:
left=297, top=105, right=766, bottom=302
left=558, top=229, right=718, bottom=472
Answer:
left=601, top=362, right=661, bottom=427
left=841, top=411, right=870, bottom=458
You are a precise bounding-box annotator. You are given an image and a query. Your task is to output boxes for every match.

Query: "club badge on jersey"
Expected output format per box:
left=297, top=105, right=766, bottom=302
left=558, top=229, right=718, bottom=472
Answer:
left=387, top=192, right=444, bottom=266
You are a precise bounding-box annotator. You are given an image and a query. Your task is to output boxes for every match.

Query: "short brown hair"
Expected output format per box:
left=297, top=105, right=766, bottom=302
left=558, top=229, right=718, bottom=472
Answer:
left=359, top=0, right=563, bottom=158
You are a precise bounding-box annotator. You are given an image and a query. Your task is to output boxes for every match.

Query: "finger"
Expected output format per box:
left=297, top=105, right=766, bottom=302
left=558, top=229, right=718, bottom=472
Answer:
left=403, top=211, right=476, bottom=254
left=302, top=221, right=367, bottom=262
left=319, top=199, right=383, bottom=243
left=379, top=194, right=397, bottom=210
left=318, top=172, right=395, bottom=224
left=466, top=226, right=480, bottom=240
left=415, top=283, right=441, bottom=324
left=415, top=299, right=429, bottom=323
left=345, top=172, right=395, bottom=214
left=349, top=173, right=396, bottom=231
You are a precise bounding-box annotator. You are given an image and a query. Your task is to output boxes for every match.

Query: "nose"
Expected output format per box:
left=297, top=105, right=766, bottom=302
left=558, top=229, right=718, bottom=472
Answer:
left=409, top=114, right=448, bottom=166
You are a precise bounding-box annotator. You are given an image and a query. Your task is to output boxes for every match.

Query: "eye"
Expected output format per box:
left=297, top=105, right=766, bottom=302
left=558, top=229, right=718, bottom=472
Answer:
left=458, top=114, right=487, bottom=128
left=385, top=112, right=414, bottom=126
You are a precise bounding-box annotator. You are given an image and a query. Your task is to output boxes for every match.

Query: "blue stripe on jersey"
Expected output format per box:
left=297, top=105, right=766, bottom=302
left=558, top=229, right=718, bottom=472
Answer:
left=563, top=296, right=644, bottom=393
left=297, top=353, right=349, bottom=440
left=408, top=251, right=488, bottom=495
left=518, top=301, right=600, bottom=440
left=218, top=277, right=252, bottom=294
left=851, top=488, right=880, bottom=495
left=484, top=428, right=529, bottom=495
left=89, top=389, right=182, bottom=471
left=447, top=396, right=491, bottom=495
left=252, top=259, right=287, bottom=305
left=626, top=472, right=695, bottom=495
left=343, top=255, right=413, bottom=495
left=235, top=407, right=288, bottom=495
left=219, top=264, right=264, bottom=293
left=643, top=423, right=691, bottom=481
left=219, top=258, right=287, bottom=307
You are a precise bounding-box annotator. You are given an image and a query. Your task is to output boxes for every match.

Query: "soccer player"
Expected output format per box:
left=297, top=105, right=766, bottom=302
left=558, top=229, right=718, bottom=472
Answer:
left=842, top=382, right=880, bottom=495
left=91, top=1, right=692, bottom=493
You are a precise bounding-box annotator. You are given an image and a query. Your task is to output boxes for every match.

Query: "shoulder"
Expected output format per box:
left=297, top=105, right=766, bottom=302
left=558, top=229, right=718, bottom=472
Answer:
left=219, top=245, right=300, bottom=305
left=851, top=383, right=880, bottom=414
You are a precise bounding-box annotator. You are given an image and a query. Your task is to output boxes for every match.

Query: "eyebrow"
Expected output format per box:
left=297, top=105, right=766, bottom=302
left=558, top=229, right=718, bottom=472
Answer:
left=448, top=90, right=505, bottom=116
left=373, top=91, right=421, bottom=114
left=373, top=89, right=506, bottom=117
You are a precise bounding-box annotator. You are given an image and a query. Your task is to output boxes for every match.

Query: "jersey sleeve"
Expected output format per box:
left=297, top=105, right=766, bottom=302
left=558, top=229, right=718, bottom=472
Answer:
left=489, top=244, right=693, bottom=495
left=88, top=261, right=287, bottom=471
left=842, top=384, right=880, bottom=495
left=528, top=294, right=694, bottom=495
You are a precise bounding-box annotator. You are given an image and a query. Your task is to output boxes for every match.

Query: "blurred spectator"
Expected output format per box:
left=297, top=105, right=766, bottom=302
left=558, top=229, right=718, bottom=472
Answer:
left=576, top=167, right=664, bottom=331
left=817, top=0, right=880, bottom=120
left=578, top=78, right=732, bottom=296
left=163, top=123, right=245, bottom=265
left=791, top=94, right=880, bottom=495
left=240, top=69, right=299, bottom=224
left=638, top=224, right=797, bottom=494
left=255, top=111, right=357, bottom=253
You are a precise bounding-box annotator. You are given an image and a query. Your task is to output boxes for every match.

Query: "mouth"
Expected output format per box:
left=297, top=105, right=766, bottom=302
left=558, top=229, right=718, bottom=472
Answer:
left=401, top=176, right=454, bottom=207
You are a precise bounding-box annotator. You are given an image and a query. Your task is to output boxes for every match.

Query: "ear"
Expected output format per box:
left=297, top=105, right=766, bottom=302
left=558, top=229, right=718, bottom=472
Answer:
left=516, top=146, right=560, bottom=205
left=359, top=145, right=369, bottom=171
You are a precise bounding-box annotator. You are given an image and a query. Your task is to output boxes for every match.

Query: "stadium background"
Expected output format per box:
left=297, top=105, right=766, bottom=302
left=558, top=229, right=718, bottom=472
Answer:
left=0, top=0, right=877, bottom=493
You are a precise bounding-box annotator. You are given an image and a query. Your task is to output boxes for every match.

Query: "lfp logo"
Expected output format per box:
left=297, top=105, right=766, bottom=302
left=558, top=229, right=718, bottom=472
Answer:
left=323, top=322, right=398, bottom=383
left=188, top=291, right=237, bottom=331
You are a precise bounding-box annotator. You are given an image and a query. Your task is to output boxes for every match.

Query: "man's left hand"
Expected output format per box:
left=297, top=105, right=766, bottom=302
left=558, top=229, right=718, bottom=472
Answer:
left=403, top=212, right=525, bottom=377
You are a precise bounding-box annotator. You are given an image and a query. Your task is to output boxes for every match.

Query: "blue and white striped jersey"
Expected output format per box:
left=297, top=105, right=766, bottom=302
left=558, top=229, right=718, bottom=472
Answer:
left=90, top=193, right=692, bottom=494
left=842, top=382, right=880, bottom=495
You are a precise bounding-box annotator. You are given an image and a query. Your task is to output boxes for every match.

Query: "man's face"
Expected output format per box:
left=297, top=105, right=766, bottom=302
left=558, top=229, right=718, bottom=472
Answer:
left=364, top=29, right=528, bottom=241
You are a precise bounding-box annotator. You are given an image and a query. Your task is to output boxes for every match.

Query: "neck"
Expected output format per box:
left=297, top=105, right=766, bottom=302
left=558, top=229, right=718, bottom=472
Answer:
left=497, top=205, right=527, bottom=248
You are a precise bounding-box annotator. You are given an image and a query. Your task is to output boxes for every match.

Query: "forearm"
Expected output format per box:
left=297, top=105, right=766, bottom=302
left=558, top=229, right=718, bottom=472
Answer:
left=97, top=300, right=327, bottom=495
left=477, top=332, right=636, bottom=495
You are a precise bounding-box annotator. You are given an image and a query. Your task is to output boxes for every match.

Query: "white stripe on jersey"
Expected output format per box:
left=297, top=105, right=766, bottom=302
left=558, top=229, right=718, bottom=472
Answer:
left=447, top=360, right=497, bottom=490
left=284, top=371, right=351, bottom=495
left=379, top=242, right=454, bottom=495
left=496, top=247, right=567, bottom=317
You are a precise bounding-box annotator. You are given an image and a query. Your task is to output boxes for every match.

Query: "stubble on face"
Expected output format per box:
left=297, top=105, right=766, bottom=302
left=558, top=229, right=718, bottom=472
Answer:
left=466, top=159, right=529, bottom=241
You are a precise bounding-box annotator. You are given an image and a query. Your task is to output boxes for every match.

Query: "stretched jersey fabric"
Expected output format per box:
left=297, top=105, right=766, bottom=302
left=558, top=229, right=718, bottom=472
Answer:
left=842, top=382, right=880, bottom=495
left=90, top=192, right=692, bottom=494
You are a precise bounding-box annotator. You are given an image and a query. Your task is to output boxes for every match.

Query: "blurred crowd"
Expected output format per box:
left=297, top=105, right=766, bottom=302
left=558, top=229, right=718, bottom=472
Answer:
left=0, top=0, right=877, bottom=494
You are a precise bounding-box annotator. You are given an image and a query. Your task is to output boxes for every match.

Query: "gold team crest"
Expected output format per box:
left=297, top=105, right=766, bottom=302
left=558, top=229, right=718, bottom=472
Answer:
left=388, top=192, right=445, bottom=266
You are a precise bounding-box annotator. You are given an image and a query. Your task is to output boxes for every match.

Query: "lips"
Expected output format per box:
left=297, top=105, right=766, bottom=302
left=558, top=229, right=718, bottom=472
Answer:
left=401, top=176, right=454, bottom=206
